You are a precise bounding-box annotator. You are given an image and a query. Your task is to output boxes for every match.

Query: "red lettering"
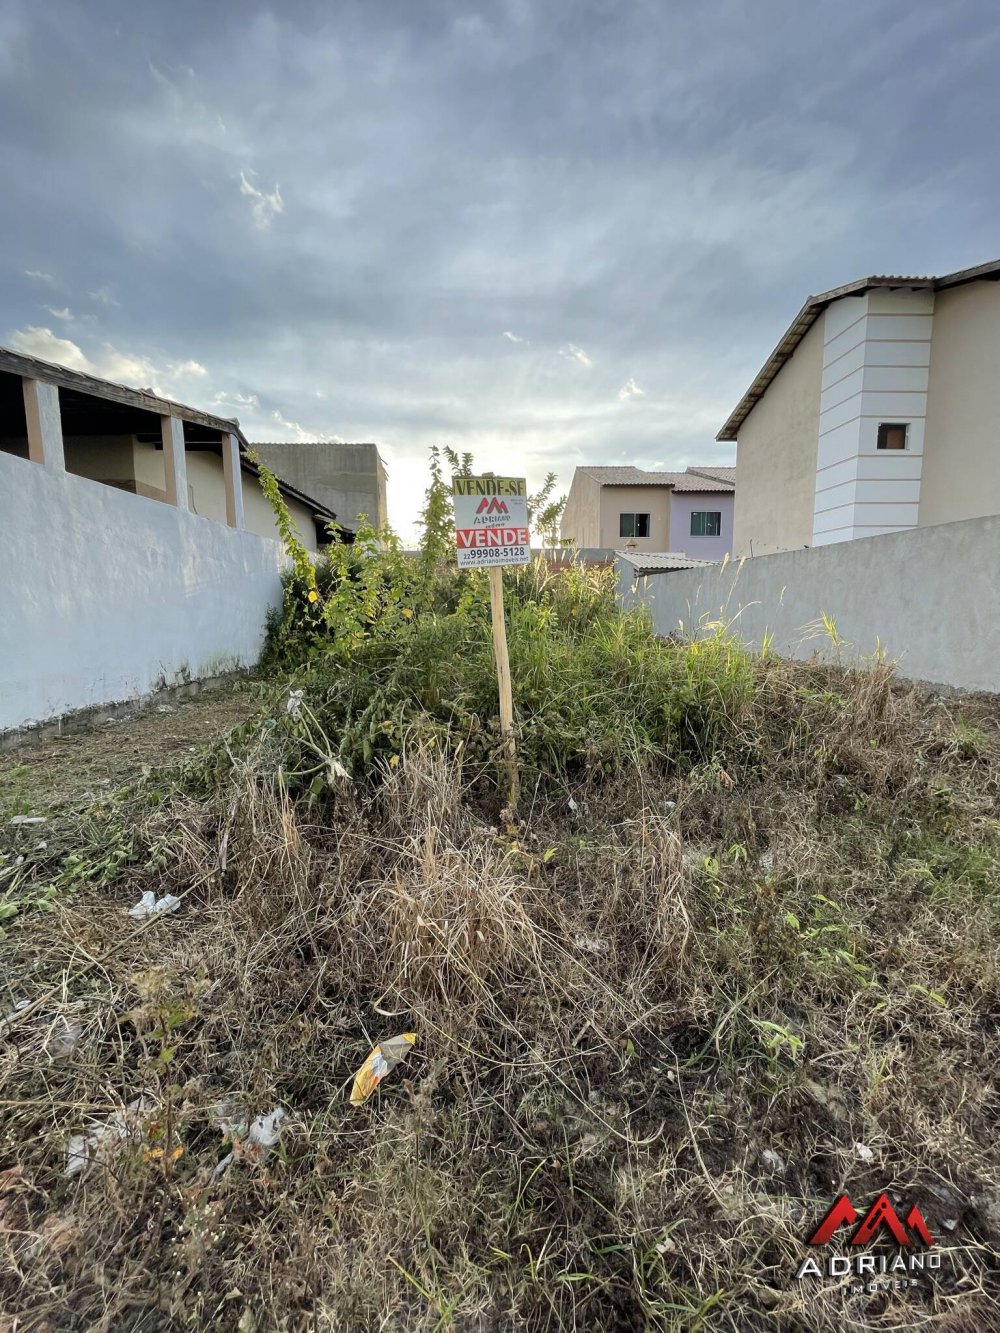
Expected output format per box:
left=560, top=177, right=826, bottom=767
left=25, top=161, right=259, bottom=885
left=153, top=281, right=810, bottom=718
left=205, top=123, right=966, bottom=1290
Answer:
left=455, top=527, right=530, bottom=549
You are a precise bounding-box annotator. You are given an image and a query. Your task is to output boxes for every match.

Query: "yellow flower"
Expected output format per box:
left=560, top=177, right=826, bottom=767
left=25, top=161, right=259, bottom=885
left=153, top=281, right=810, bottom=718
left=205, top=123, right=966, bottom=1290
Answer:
left=143, top=1144, right=184, bottom=1163
left=402, top=608, right=413, bottom=619
left=307, top=589, right=318, bottom=603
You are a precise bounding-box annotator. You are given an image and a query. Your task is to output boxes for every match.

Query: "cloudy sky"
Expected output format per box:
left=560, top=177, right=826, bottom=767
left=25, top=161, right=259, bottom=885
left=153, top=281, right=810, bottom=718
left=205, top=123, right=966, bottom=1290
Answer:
left=2, top=0, right=998, bottom=538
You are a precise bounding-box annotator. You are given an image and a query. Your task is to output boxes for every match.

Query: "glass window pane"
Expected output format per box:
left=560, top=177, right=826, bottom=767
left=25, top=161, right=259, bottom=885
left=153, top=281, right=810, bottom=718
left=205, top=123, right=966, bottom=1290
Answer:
left=619, top=513, right=635, bottom=537
left=636, top=513, right=650, bottom=538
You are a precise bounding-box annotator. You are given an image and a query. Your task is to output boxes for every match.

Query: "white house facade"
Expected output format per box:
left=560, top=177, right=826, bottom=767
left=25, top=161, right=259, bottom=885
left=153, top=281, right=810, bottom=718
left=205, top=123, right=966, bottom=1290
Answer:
left=721, top=261, right=1000, bottom=555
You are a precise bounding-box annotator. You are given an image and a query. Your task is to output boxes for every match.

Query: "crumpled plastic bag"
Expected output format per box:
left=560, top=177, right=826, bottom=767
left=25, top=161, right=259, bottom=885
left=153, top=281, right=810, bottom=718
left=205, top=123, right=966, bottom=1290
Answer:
left=129, top=891, right=182, bottom=919
left=66, top=1097, right=151, bottom=1179
left=212, top=1102, right=287, bottom=1176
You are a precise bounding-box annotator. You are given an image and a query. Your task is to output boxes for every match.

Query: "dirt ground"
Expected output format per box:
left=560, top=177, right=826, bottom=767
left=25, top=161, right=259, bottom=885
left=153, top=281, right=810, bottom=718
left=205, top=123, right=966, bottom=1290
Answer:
left=0, top=684, right=263, bottom=823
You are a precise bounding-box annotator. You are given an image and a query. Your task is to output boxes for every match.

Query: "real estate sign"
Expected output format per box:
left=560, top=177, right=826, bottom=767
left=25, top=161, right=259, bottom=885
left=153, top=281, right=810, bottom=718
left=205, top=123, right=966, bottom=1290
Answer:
left=452, top=475, right=531, bottom=568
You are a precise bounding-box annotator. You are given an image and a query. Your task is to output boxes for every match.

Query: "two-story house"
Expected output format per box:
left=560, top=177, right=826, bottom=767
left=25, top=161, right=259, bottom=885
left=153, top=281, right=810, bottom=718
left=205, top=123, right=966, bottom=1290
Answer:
left=719, top=259, right=1000, bottom=555
left=560, top=465, right=736, bottom=559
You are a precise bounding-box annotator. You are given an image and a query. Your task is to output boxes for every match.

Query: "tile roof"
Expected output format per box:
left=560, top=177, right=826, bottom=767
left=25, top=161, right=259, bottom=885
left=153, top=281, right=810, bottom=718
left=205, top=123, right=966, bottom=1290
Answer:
left=685, top=465, right=736, bottom=485
left=579, top=466, right=675, bottom=485
left=578, top=465, right=735, bottom=492
left=717, top=259, right=1000, bottom=441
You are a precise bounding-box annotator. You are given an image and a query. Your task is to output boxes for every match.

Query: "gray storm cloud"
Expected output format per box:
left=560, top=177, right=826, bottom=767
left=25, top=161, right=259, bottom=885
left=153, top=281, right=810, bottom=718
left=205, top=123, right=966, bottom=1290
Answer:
left=2, top=0, right=998, bottom=536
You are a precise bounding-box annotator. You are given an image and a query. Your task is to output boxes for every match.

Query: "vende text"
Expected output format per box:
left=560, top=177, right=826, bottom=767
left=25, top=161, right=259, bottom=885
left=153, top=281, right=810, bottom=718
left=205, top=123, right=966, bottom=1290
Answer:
left=455, top=527, right=531, bottom=548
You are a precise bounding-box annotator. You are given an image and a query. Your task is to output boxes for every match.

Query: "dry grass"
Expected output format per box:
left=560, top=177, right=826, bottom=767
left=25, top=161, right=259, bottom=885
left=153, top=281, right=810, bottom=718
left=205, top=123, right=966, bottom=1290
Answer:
left=2, top=648, right=1000, bottom=1331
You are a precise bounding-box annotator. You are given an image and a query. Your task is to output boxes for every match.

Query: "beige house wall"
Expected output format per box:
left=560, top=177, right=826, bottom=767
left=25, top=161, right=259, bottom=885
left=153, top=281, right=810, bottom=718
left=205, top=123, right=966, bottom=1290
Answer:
left=52, top=433, right=321, bottom=550
left=599, top=485, right=670, bottom=550
left=560, top=470, right=602, bottom=546
left=63, top=436, right=135, bottom=484
left=921, top=281, right=1000, bottom=528
left=732, top=316, right=824, bottom=555
left=241, top=470, right=319, bottom=550
left=132, top=437, right=168, bottom=500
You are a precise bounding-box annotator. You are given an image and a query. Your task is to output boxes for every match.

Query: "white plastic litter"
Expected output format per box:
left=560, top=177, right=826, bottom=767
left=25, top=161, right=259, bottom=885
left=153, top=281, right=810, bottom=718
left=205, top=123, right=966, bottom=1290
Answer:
left=66, top=1097, right=150, bottom=1179
left=567, top=797, right=579, bottom=813
left=128, top=891, right=182, bottom=919
left=213, top=1102, right=287, bottom=1171
left=248, top=1108, right=286, bottom=1148
left=286, top=688, right=305, bottom=720
left=9, top=815, right=46, bottom=826
left=761, top=1148, right=786, bottom=1173
left=156, top=704, right=175, bottom=713
left=51, top=1018, right=83, bottom=1057
left=573, top=933, right=609, bottom=955
left=760, top=851, right=775, bottom=873
left=854, top=1141, right=875, bottom=1164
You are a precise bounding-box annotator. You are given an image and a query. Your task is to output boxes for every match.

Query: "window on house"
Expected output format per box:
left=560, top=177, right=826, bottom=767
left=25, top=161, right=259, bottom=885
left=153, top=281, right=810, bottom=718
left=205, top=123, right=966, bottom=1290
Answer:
left=619, top=512, right=650, bottom=538
left=877, top=422, right=909, bottom=450
left=690, top=510, right=722, bottom=537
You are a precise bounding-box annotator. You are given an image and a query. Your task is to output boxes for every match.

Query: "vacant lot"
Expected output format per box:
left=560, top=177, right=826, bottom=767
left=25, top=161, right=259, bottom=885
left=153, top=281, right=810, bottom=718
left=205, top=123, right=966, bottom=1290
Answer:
left=2, top=562, right=999, bottom=1331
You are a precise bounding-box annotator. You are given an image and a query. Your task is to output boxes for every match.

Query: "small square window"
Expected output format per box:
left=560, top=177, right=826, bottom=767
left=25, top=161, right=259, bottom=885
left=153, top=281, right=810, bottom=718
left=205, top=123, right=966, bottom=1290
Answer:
left=619, top=512, right=650, bottom=538
left=877, top=422, right=909, bottom=450
left=690, top=510, right=722, bottom=537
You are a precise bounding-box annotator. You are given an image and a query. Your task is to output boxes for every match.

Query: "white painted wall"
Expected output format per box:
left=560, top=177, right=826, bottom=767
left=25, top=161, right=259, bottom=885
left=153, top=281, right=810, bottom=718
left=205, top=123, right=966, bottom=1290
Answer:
left=813, top=290, right=932, bottom=545
left=0, top=450, right=287, bottom=732
left=618, top=514, right=1000, bottom=693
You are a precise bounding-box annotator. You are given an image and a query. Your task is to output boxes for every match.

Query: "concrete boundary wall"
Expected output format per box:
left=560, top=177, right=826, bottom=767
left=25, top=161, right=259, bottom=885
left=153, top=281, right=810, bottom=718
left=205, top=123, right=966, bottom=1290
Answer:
left=0, top=450, right=287, bottom=732
left=617, top=514, right=1000, bottom=694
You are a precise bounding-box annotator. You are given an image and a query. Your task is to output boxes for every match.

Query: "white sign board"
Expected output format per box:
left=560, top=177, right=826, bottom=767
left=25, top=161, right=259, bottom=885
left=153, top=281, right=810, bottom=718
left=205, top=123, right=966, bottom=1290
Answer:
left=452, top=475, right=531, bottom=568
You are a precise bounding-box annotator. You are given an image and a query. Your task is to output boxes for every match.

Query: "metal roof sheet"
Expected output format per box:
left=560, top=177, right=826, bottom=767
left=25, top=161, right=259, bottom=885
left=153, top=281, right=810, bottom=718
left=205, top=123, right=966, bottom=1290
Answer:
left=617, top=551, right=714, bottom=572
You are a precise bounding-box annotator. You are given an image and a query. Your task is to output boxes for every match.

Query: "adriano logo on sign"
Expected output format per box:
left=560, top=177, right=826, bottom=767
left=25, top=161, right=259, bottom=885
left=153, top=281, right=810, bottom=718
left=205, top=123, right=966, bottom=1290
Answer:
left=476, top=497, right=510, bottom=515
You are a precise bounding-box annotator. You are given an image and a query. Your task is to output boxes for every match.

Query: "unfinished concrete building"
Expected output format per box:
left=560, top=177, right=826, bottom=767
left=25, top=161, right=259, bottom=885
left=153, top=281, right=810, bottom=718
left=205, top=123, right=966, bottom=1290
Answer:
left=251, top=441, right=388, bottom=534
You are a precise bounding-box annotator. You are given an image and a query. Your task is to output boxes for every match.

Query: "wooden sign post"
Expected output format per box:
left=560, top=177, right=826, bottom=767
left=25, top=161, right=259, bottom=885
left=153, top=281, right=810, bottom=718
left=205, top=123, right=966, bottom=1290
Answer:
left=487, top=564, right=518, bottom=808
left=451, top=474, right=531, bottom=809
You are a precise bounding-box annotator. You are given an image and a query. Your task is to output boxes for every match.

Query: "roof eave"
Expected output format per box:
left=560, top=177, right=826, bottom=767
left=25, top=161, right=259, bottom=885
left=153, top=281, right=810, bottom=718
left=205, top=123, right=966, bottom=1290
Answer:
left=716, top=267, right=993, bottom=442
left=0, top=343, right=341, bottom=524
left=0, top=345, right=243, bottom=441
